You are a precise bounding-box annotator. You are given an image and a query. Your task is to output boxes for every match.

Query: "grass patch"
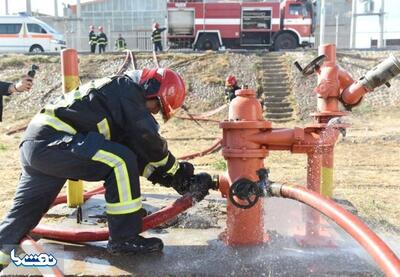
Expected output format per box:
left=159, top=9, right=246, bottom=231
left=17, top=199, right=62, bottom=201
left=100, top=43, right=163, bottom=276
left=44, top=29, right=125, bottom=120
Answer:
left=211, top=159, right=226, bottom=171
left=0, top=144, right=7, bottom=151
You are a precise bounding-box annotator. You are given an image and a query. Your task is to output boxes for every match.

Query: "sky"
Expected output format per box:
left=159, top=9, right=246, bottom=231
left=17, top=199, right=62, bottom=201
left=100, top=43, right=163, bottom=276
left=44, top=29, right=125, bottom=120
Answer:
left=0, top=0, right=76, bottom=16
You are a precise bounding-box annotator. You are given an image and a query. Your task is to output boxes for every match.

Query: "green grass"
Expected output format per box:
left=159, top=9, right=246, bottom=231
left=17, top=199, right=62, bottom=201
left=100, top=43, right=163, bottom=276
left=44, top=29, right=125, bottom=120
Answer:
left=0, top=144, right=7, bottom=151
left=211, top=159, right=226, bottom=171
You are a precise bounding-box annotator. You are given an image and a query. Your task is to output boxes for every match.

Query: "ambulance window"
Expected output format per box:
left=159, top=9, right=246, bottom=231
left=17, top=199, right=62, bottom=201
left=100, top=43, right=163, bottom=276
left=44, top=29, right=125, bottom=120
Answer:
left=289, top=4, right=308, bottom=16
left=27, top=24, right=47, bottom=34
left=0, top=24, right=22, bottom=34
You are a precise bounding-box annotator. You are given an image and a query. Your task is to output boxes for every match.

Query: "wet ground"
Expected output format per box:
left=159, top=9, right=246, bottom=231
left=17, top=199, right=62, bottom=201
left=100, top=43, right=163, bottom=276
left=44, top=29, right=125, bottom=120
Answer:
left=3, top=193, right=394, bottom=276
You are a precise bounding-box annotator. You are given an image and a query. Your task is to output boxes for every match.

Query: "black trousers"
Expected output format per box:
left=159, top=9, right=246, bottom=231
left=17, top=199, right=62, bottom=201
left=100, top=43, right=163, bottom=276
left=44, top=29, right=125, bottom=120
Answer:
left=0, top=131, right=142, bottom=253
left=153, top=42, right=163, bottom=52
left=90, top=44, right=96, bottom=53
left=98, top=44, right=106, bottom=54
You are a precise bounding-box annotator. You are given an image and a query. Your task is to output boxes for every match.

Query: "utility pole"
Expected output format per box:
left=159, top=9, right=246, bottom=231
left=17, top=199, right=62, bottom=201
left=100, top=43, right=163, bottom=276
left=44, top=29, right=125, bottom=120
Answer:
left=5, top=0, right=9, bottom=15
left=378, top=0, right=385, bottom=48
left=350, top=0, right=357, bottom=48
left=76, top=0, right=81, bottom=51
left=54, top=0, right=59, bottom=17
left=319, top=0, right=326, bottom=46
left=26, top=0, right=32, bottom=15
left=335, top=14, right=339, bottom=47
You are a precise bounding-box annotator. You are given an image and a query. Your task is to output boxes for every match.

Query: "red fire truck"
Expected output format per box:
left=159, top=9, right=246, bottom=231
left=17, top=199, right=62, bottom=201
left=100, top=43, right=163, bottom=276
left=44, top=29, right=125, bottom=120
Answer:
left=167, top=0, right=315, bottom=51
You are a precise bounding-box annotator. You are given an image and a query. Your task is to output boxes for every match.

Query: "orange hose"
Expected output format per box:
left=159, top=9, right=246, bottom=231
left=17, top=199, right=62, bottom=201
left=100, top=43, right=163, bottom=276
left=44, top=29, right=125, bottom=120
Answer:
left=271, top=183, right=400, bottom=277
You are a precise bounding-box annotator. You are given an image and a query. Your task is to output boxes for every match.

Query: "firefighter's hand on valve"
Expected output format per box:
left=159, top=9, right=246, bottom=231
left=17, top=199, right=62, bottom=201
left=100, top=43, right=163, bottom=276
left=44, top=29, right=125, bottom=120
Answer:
left=148, top=162, right=194, bottom=195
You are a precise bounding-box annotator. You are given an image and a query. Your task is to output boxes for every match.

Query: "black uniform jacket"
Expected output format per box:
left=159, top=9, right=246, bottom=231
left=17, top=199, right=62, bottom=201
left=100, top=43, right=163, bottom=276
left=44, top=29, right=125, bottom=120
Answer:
left=0, top=81, right=12, bottom=122
left=23, top=76, right=170, bottom=173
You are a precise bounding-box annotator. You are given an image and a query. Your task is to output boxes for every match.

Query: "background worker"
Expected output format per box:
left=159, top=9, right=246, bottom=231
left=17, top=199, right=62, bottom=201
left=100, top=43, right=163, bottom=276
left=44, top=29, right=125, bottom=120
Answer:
left=0, top=76, right=33, bottom=122
left=0, top=67, right=211, bottom=271
left=97, top=26, right=108, bottom=54
left=115, top=33, right=127, bottom=51
left=151, top=22, right=166, bottom=52
left=224, top=75, right=240, bottom=102
left=88, top=25, right=97, bottom=54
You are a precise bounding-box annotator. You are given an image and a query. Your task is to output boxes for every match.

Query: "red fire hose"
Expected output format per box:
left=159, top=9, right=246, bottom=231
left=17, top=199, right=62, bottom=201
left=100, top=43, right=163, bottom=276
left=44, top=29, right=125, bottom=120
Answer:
left=178, top=138, right=222, bottom=160
left=20, top=236, right=64, bottom=276
left=270, top=183, right=400, bottom=277
left=31, top=192, right=193, bottom=242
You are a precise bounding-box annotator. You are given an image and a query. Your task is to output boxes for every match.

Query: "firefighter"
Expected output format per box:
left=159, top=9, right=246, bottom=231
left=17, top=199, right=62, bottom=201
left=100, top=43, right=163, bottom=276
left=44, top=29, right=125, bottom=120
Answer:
left=88, top=25, right=97, bottom=54
left=0, top=76, right=33, bottom=122
left=151, top=22, right=166, bottom=52
left=97, top=26, right=108, bottom=54
left=224, top=75, right=240, bottom=102
left=115, top=33, right=127, bottom=51
left=0, top=68, right=211, bottom=270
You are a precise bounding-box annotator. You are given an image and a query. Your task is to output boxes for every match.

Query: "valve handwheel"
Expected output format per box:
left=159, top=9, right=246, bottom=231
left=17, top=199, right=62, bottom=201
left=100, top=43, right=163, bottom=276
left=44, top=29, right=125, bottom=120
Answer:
left=294, top=54, right=326, bottom=77
left=229, top=179, right=260, bottom=209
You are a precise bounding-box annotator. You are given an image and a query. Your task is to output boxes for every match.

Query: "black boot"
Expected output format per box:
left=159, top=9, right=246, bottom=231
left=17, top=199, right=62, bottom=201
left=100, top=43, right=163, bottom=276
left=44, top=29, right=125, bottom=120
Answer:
left=107, top=235, right=163, bottom=255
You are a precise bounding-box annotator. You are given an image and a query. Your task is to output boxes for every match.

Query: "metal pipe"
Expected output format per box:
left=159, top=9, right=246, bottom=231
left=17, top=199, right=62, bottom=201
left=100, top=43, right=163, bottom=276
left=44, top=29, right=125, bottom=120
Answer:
left=270, top=183, right=400, bottom=277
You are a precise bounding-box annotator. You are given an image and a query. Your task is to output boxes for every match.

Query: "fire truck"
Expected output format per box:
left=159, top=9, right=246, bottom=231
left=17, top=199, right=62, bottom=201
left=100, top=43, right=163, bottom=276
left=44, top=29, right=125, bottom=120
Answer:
left=167, top=0, right=315, bottom=51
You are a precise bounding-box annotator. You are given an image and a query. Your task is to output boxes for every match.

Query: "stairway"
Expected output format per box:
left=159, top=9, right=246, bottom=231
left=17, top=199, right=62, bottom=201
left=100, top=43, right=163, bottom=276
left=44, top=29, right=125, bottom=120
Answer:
left=261, top=53, right=293, bottom=122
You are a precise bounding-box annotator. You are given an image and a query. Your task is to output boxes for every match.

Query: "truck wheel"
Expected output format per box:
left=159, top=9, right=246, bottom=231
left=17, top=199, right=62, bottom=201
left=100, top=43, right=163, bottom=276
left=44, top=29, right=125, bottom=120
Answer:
left=29, top=45, right=44, bottom=53
left=196, top=34, right=220, bottom=51
left=273, top=33, right=297, bottom=51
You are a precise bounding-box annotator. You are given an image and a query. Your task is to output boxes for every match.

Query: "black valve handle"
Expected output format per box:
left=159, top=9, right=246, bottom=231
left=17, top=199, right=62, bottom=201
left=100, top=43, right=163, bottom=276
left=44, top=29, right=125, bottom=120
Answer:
left=229, top=178, right=259, bottom=209
left=294, top=55, right=326, bottom=77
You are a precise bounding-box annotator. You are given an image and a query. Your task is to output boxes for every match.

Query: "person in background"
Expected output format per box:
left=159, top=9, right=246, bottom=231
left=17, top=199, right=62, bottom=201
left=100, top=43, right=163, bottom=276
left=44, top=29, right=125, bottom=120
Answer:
left=115, top=34, right=127, bottom=51
left=0, top=77, right=33, bottom=122
left=97, top=26, right=108, bottom=54
left=151, top=22, right=166, bottom=52
left=224, top=75, right=240, bottom=102
left=89, top=25, right=97, bottom=54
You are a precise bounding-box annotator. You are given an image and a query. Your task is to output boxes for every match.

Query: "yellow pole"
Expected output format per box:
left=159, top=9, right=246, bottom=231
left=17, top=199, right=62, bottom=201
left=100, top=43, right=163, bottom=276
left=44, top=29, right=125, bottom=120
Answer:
left=321, top=150, right=334, bottom=197
left=61, top=48, right=84, bottom=207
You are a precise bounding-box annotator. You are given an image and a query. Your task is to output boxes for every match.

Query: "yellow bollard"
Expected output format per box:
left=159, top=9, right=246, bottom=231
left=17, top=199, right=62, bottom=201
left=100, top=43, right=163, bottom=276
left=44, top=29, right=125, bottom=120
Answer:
left=321, top=150, right=334, bottom=197
left=61, top=49, right=84, bottom=207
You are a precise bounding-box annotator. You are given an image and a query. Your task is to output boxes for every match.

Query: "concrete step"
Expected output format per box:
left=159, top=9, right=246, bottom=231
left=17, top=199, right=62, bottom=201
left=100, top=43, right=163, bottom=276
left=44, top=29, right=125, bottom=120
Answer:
left=264, top=107, right=293, bottom=113
left=263, top=87, right=289, bottom=93
left=262, top=84, right=290, bottom=89
left=262, top=77, right=290, bottom=82
left=265, top=112, right=293, bottom=119
left=268, top=117, right=294, bottom=123
left=263, top=96, right=289, bottom=103
left=262, top=73, right=288, bottom=79
left=264, top=102, right=292, bottom=108
left=263, top=92, right=290, bottom=97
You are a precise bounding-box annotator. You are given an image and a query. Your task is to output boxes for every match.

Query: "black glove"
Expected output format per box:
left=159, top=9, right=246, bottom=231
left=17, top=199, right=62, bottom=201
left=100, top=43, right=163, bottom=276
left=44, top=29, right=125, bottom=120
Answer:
left=147, top=169, right=173, bottom=187
left=188, top=173, right=214, bottom=202
left=170, top=162, right=195, bottom=195
left=148, top=162, right=194, bottom=195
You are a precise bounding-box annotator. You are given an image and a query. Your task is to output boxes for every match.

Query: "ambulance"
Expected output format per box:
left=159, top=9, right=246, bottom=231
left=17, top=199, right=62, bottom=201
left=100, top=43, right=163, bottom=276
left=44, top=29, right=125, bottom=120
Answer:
left=0, top=14, right=66, bottom=53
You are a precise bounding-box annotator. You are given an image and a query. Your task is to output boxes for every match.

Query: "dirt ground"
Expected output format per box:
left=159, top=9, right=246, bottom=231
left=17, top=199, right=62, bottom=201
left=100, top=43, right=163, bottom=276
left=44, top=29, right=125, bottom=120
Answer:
left=0, top=107, right=399, bottom=236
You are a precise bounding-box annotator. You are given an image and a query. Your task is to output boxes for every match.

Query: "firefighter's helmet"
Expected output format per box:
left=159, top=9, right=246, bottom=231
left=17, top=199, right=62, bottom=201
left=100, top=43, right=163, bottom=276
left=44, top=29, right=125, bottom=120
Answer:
left=89, top=25, right=94, bottom=30
left=225, top=75, right=237, bottom=87
left=153, top=22, right=160, bottom=29
left=139, top=68, right=186, bottom=121
left=98, top=26, right=103, bottom=31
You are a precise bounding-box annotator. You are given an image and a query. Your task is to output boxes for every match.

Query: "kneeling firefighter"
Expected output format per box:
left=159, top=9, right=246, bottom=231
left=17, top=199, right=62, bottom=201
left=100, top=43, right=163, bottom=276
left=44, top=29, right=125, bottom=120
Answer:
left=0, top=68, right=213, bottom=269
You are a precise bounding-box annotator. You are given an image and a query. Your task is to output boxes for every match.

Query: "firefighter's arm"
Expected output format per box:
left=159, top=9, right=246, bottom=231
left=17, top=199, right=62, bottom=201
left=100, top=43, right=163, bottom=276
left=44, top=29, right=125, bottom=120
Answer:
left=160, top=27, right=167, bottom=33
left=117, top=78, right=179, bottom=179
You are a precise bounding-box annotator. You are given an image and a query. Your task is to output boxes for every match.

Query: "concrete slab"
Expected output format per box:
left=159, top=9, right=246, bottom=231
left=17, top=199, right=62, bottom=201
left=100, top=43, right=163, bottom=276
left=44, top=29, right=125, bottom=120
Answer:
left=3, top=194, right=393, bottom=276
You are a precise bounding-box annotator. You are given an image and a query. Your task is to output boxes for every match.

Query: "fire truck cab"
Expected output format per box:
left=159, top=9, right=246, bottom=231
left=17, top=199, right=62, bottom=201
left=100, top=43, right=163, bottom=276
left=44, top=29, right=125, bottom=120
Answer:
left=167, top=0, right=315, bottom=51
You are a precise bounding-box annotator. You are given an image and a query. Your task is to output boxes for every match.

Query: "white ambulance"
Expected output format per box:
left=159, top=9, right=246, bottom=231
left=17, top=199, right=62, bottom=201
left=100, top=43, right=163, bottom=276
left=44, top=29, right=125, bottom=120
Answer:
left=0, top=14, right=66, bottom=53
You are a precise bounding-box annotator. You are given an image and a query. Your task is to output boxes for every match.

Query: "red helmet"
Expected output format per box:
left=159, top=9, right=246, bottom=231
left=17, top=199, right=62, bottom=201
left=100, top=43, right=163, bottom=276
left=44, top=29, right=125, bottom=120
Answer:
left=98, top=26, right=103, bottom=31
left=153, top=22, right=160, bottom=29
left=225, top=75, right=237, bottom=87
left=140, top=68, right=186, bottom=121
left=89, top=25, right=94, bottom=30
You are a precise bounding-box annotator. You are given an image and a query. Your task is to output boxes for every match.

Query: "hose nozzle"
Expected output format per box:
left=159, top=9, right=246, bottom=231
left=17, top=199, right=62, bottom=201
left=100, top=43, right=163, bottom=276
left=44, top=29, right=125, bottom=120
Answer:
left=359, top=54, right=400, bottom=90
